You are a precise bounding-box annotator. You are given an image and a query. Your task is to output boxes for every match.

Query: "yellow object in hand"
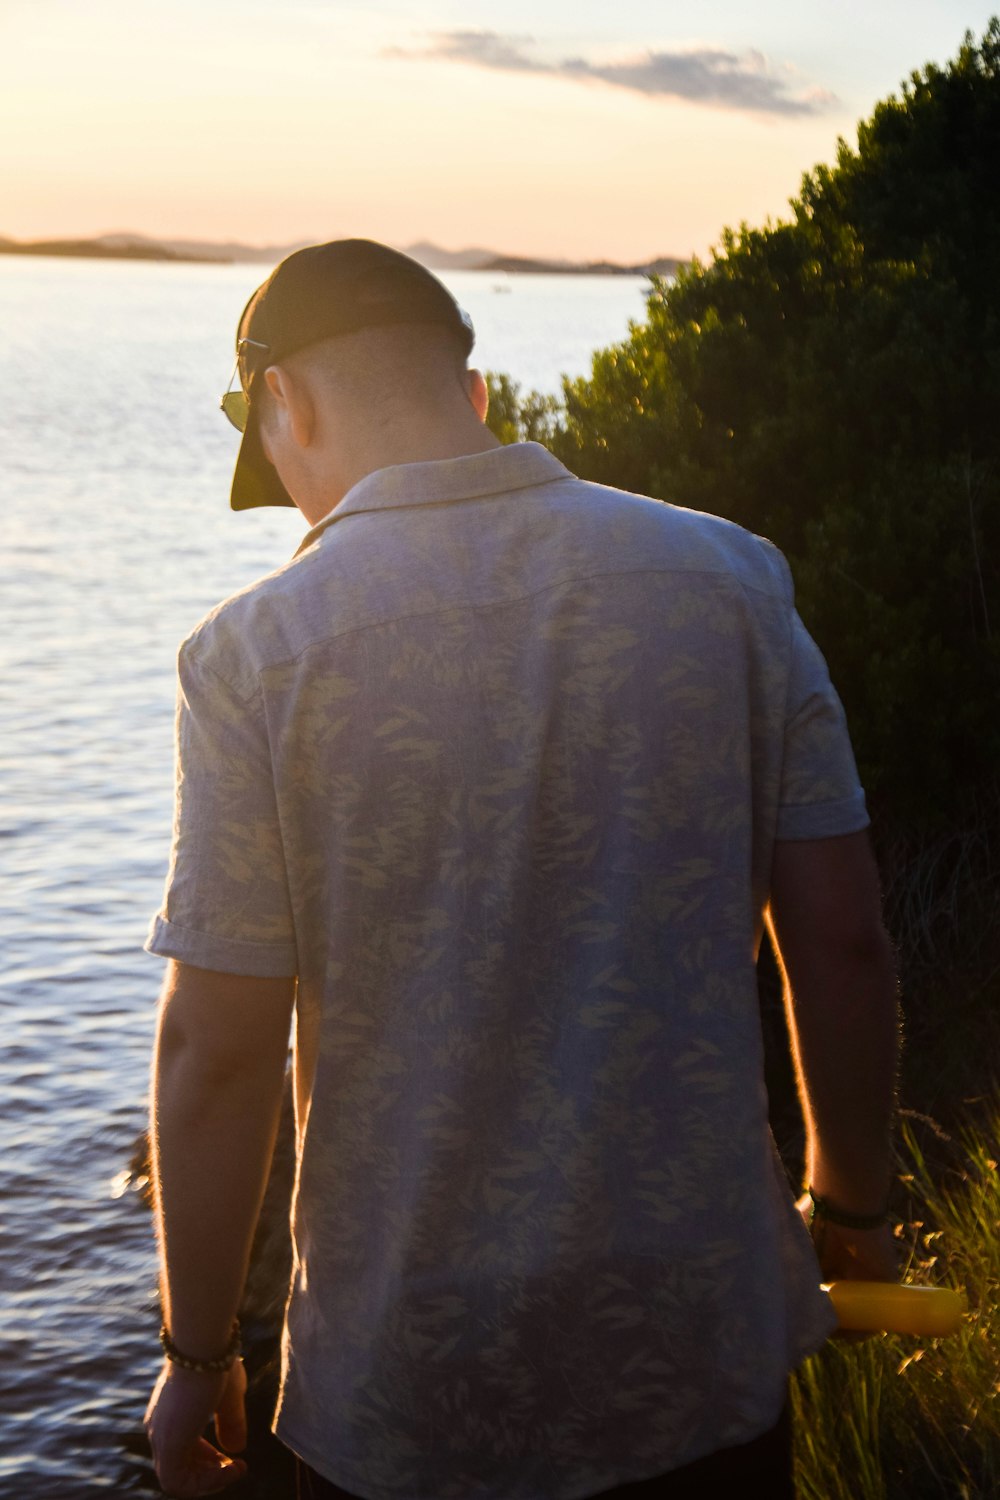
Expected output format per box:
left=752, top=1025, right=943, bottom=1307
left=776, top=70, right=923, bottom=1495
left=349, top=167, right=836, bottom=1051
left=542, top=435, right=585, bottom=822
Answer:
left=822, top=1281, right=966, bottom=1336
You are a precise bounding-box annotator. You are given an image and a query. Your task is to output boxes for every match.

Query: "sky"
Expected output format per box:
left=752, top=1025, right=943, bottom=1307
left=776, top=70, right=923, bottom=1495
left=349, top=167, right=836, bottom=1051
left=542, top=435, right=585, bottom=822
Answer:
left=1, top=1, right=996, bottom=262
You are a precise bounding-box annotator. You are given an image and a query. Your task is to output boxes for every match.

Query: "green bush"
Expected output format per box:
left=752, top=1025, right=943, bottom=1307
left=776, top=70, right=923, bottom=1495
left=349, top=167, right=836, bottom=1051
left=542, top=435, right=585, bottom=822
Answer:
left=488, top=22, right=1000, bottom=829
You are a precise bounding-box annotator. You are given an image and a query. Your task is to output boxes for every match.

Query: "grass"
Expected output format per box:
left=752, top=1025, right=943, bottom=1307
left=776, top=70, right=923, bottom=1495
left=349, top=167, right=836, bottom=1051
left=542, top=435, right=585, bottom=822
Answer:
left=791, top=1101, right=999, bottom=1498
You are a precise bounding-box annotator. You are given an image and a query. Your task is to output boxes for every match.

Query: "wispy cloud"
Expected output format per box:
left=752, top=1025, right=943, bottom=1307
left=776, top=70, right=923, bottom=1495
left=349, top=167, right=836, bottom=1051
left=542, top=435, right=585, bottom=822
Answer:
left=386, top=31, right=837, bottom=117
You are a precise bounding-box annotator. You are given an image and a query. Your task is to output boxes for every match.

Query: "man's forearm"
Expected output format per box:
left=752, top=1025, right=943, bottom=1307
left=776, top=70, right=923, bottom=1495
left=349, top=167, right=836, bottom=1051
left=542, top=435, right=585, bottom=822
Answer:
left=779, top=931, right=900, bottom=1213
left=150, top=967, right=293, bottom=1358
left=767, top=833, right=901, bottom=1217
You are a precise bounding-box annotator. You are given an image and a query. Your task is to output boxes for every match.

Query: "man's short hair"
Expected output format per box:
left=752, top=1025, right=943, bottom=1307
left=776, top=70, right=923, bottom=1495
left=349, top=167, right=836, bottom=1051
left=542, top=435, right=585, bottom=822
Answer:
left=228, top=239, right=475, bottom=511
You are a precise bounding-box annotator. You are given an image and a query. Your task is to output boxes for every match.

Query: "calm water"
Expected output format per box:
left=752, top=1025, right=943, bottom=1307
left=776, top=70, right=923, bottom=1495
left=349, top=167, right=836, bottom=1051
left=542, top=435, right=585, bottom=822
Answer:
left=0, top=256, right=649, bottom=1497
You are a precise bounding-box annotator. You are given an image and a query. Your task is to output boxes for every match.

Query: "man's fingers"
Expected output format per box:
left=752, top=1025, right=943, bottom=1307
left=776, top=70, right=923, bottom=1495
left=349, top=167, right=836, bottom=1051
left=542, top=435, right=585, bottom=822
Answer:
left=159, top=1439, right=247, bottom=1497
left=201, top=1452, right=247, bottom=1494
left=214, top=1360, right=249, bottom=1454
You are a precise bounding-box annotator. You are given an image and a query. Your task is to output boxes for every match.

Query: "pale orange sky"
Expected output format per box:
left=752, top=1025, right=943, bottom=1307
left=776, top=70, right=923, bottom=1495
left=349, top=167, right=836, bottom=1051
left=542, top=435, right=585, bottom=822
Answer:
left=1, top=1, right=992, bottom=261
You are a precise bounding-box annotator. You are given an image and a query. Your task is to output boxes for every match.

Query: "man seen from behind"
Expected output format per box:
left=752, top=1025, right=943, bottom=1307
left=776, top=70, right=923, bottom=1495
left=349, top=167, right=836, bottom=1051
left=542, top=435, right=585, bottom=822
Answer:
left=143, top=241, right=900, bottom=1500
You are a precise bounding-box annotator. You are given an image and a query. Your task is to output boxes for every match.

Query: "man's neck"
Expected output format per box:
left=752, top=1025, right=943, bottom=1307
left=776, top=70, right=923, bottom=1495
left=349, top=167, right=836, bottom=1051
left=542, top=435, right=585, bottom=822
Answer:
left=298, top=417, right=503, bottom=528
left=345, top=421, right=502, bottom=483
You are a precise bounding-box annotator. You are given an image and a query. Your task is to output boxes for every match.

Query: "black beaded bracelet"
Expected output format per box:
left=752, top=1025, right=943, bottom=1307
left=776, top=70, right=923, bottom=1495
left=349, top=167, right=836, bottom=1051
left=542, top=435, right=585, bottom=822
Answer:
left=808, top=1186, right=888, bottom=1231
left=160, top=1319, right=241, bottom=1374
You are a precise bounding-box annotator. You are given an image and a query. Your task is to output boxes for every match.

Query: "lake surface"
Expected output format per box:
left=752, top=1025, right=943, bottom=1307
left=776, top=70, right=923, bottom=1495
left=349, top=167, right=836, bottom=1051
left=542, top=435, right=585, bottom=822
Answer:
left=0, top=256, right=649, bottom=1497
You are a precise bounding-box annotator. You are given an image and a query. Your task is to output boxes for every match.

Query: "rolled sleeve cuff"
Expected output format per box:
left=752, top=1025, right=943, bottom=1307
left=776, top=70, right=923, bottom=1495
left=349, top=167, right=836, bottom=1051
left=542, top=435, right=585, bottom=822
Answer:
left=144, top=914, right=298, bottom=977
left=775, top=789, right=870, bottom=842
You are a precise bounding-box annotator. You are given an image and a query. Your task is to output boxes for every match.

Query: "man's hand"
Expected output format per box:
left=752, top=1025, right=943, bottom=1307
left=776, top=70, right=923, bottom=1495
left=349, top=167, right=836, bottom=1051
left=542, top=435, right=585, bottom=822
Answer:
left=145, top=1357, right=248, bottom=1496
left=796, top=1192, right=899, bottom=1343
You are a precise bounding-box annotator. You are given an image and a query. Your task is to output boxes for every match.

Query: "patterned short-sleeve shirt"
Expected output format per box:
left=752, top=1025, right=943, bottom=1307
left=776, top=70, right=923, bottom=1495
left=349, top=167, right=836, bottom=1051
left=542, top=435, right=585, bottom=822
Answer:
left=147, top=443, right=865, bottom=1499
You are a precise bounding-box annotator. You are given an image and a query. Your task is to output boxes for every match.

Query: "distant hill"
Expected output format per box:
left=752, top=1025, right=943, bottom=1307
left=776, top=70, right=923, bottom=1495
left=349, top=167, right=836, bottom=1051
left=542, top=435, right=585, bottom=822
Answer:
left=0, top=232, right=307, bottom=264
left=402, top=240, right=499, bottom=270
left=403, top=244, right=686, bottom=277
left=0, top=232, right=686, bottom=277
left=478, top=254, right=686, bottom=278
left=92, top=232, right=307, bottom=263
left=0, top=234, right=221, bottom=263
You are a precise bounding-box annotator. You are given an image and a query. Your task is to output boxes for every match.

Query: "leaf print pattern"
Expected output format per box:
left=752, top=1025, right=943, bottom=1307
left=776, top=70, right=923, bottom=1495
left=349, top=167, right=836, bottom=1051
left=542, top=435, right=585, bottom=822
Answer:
left=147, top=444, right=864, bottom=1498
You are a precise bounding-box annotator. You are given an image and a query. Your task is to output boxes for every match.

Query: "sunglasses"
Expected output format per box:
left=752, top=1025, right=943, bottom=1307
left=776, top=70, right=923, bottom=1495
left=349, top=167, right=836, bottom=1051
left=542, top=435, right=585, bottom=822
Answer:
left=220, top=337, right=270, bottom=433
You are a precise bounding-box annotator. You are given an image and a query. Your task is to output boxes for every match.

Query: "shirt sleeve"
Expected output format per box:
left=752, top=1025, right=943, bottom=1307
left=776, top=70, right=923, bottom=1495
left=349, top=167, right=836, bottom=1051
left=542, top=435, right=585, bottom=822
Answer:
left=145, top=643, right=298, bottom=976
left=775, top=609, right=870, bottom=841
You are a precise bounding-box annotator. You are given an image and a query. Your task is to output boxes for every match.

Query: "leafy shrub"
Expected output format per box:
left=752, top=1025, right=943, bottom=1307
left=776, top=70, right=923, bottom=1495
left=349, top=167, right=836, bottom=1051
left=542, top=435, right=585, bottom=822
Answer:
left=488, top=22, right=1000, bottom=830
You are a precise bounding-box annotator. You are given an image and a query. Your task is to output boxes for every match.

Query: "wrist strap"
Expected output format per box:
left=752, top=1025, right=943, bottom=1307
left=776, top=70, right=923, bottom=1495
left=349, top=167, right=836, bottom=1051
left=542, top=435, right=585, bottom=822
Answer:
left=808, top=1186, right=888, bottom=1231
left=160, top=1319, right=241, bottom=1373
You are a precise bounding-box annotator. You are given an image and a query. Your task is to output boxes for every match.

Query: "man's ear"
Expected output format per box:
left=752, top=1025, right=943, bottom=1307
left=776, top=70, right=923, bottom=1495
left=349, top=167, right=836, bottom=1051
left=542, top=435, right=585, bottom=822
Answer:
left=263, top=364, right=315, bottom=449
left=466, top=367, right=489, bottom=423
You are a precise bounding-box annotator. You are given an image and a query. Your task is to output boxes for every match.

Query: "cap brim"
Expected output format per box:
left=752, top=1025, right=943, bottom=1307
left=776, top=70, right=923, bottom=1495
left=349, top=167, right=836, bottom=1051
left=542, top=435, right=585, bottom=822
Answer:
left=229, top=409, right=296, bottom=511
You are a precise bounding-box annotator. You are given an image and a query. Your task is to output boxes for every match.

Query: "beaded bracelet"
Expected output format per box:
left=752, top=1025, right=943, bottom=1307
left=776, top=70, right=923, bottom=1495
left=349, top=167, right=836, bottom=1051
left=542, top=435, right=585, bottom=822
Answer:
left=808, top=1186, right=888, bottom=1231
left=160, top=1319, right=241, bottom=1374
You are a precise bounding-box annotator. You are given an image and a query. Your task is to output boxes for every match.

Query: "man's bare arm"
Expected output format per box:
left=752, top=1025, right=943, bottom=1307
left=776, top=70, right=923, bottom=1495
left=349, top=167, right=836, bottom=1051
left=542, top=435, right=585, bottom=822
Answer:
left=150, top=959, right=295, bottom=1358
left=767, top=830, right=900, bottom=1218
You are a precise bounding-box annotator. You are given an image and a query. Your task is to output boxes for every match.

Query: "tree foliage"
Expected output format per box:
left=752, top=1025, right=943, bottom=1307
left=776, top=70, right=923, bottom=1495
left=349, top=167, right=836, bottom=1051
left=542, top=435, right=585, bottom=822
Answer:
left=487, top=22, right=1000, bottom=827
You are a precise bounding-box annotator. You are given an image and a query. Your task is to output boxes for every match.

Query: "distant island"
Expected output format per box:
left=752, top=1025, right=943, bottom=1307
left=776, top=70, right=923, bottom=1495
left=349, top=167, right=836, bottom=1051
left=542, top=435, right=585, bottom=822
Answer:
left=0, top=234, right=222, bottom=264
left=476, top=254, right=684, bottom=278
left=402, top=240, right=686, bottom=278
left=0, top=231, right=686, bottom=278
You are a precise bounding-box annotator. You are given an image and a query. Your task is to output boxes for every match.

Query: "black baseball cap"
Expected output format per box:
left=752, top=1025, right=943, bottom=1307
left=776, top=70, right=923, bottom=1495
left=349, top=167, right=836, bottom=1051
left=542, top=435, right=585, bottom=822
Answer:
left=226, top=239, right=476, bottom=511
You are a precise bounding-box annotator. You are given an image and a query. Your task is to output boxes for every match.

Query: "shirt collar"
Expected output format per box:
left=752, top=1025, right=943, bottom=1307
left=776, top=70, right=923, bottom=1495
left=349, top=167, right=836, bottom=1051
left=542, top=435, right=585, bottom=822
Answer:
left=293, top=442, right=571, bottom=556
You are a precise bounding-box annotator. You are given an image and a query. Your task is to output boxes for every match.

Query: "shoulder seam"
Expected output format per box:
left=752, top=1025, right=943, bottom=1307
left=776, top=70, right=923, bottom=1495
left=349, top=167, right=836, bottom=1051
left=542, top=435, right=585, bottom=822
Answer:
left=180, top=638, right=262, bottom=705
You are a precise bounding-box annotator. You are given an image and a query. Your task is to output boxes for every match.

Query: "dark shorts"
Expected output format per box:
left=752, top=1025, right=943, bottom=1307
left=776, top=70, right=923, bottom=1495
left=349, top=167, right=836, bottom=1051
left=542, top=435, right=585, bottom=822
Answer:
left=293, top=1393, right=795, bottom=1500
